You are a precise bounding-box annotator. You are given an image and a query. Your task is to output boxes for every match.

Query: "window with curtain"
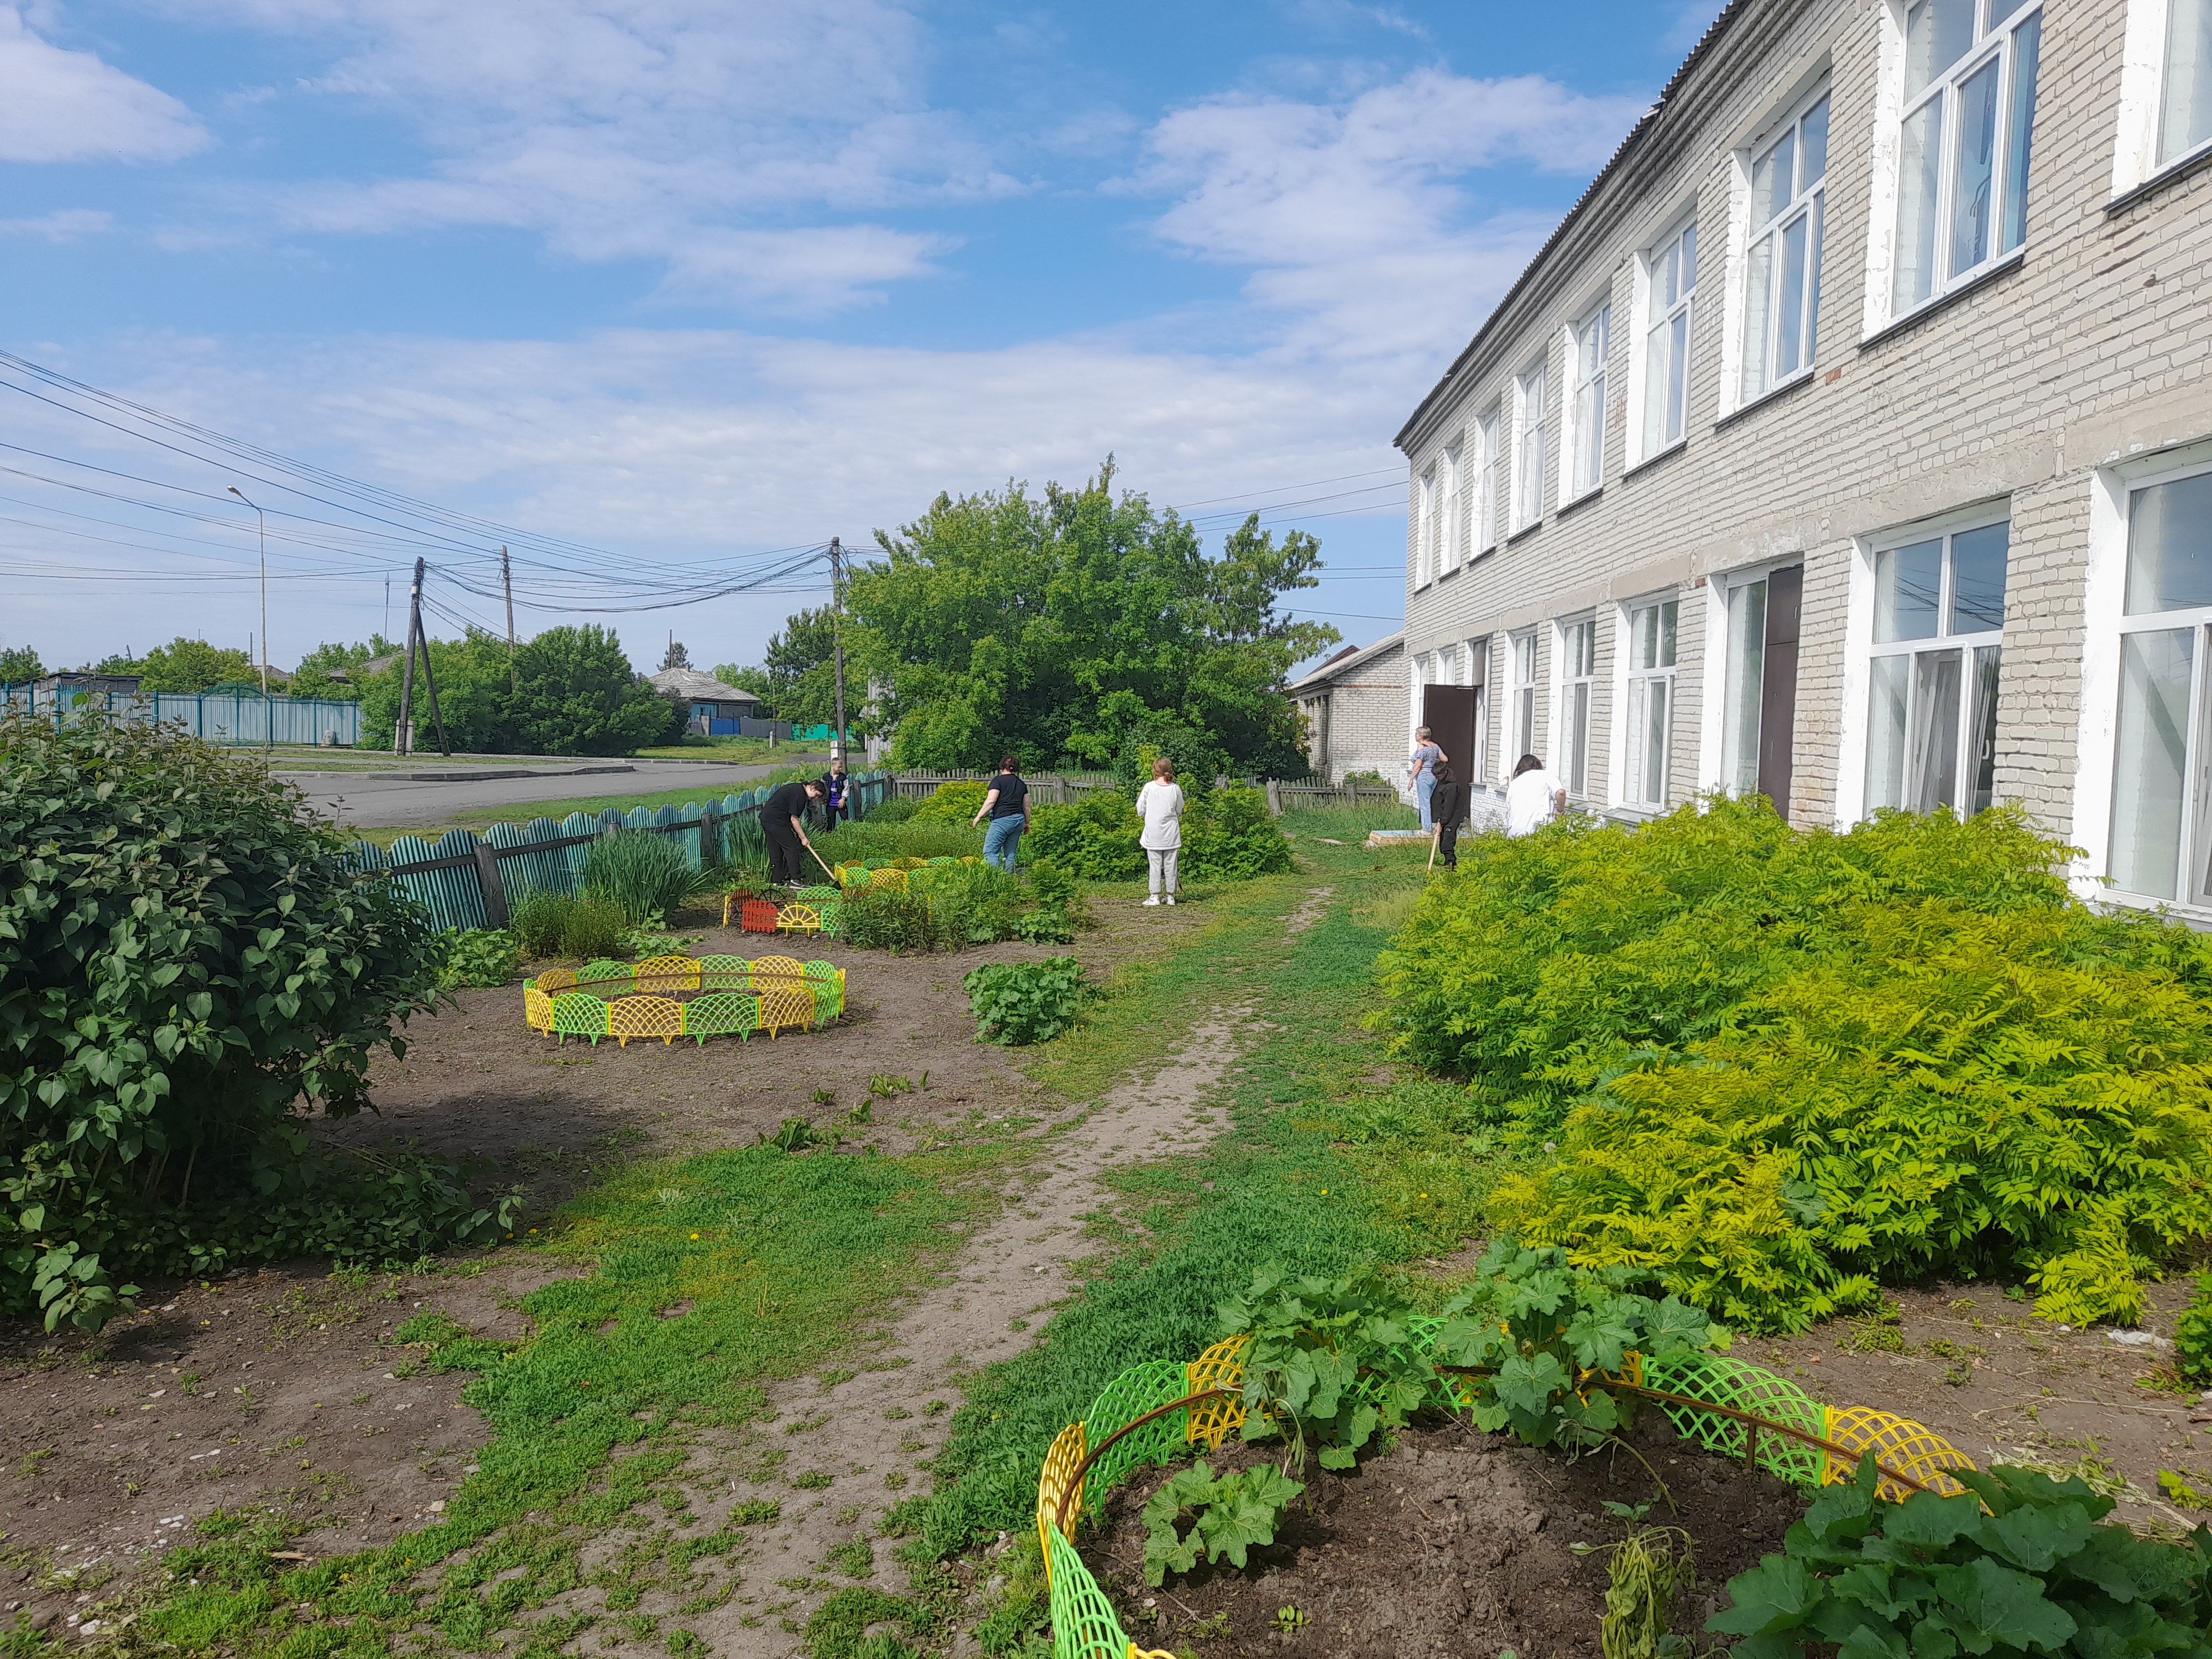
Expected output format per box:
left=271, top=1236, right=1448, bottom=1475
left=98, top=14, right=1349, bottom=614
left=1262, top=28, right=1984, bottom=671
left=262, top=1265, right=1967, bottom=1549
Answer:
left=2163, top=0, right=2212, bottom=167
left=1570, top=306, right=1610, bottom=497
left=1510, top=632, right=1537, bottom=768
left=1624, top=598, right=1679, bottom=807
left=1893, top=0, right=2042, bottom=315
left=1643, top=221, right=1697, bottom=456
left=1742, top=88, right=1829, bottom=402
left=1514, top=362, right=1548, bottom=530
left=2109, top=468, right=2212, bottom=902
left=1476, top=406, right=1503, bottom=554
left=1558, top=617, right=1595, bottom=795
left=1863, top=520, right=2007, bottom=819
left=1439, top=439, right=1463, bottom=573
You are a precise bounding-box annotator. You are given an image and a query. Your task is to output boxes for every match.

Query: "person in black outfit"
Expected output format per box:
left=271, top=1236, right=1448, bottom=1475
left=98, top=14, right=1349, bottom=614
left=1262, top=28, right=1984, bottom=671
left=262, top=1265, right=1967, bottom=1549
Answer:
left=1429, top=760, right=1469, bottom=869
left=968, top=755, right=1030, bottom=871
left=760, top=777, right=823, bottom=886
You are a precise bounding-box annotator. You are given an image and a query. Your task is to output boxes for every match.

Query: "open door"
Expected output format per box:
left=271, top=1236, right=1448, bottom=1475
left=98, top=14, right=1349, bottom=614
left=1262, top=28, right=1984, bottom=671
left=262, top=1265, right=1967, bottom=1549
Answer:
left=1756, top=565, right=1802, bottom=815
left=1422, top=683, right=1479, bottom=812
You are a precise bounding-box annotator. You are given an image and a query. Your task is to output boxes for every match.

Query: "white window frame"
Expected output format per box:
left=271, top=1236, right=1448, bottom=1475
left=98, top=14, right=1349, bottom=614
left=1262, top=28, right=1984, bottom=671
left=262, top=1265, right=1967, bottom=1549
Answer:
left=1413, top=463, right=1437, bottom=586
left=1699, top=558, right=1796, bottom=797
left=1508, top=630, right=1538, bottom=778
left=1736, top=81, right=1830, bottom=406
left=1846, top=508, right=2010, bottom=825
left=1512, top=358, right=1548, bottom=533
left=2112, top=0, right=2212, bottom=199
left=1474, top=405, right=1503, bottom=555
left=1880, top=0, right=2044, bottom=326
left=1632, top=216, right=1698, bottom=466
left=1553, top=614, right=1597, bottom=799
left=1615, top=594, right=1681, bottom=809
left=1439, top=437, right=1464, bottom=574
left=1567, top=304, right=1610, bottom=501
left=2071, top=444, right=2212, bottom=912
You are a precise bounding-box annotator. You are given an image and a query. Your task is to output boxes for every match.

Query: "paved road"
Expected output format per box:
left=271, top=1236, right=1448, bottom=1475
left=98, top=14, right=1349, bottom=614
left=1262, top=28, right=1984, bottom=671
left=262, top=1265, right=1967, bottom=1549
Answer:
left=286, top=757, right=807, bottom=830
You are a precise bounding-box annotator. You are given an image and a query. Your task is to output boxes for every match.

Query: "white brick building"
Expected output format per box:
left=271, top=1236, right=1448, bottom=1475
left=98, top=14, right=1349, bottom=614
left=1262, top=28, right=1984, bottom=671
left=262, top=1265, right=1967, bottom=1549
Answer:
left=1396, top=0, right=2212, bottom=916
left=1289, top=633, right=1406, bottom=784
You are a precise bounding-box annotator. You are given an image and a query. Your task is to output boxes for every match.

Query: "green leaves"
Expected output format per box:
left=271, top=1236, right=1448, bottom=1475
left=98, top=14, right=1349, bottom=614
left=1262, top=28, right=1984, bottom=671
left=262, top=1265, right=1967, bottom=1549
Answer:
left=1710, top=1456, right=2212, bottom=1659
left=1140, top=1460, right=1303, bottom=1587
left=963, top=957, right=1086, bottom=1046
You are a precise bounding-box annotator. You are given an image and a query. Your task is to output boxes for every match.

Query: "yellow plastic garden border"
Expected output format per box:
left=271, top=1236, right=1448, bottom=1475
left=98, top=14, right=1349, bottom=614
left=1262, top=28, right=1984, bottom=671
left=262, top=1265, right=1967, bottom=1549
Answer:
left=522, top=956, right=846, bottom=1045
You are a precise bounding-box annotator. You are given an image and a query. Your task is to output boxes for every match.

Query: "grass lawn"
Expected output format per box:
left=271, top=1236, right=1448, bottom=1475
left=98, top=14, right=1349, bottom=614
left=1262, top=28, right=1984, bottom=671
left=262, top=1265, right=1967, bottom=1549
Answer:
left=631, top=738, right=832, bottom=765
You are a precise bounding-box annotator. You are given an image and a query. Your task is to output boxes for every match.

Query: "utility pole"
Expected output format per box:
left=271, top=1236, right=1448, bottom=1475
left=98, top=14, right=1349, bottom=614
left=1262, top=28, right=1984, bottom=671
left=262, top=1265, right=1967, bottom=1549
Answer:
left=502, top=546, right=517, bottom=691
left=397, top=559, right=421, bottom=757
left=828, top=536, right=848, bottom=766
left=229, top=487, right=267, bottom=697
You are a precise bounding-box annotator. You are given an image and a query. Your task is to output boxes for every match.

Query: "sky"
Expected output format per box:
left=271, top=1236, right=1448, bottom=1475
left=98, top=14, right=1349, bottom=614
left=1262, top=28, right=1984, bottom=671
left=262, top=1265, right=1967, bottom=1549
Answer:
left=0, top=0, right=1726, bottom=680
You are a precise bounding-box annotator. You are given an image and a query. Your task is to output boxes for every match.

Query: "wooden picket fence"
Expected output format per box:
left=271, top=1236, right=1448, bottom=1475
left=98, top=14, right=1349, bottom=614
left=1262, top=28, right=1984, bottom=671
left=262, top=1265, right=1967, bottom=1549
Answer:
left=349, top=770, right=890, bottom=932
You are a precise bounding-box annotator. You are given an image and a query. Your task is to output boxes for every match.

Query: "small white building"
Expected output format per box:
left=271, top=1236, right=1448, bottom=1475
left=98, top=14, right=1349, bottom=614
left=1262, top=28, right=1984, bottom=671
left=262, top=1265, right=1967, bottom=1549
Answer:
left=1288, top=633, right=1406, bottom=784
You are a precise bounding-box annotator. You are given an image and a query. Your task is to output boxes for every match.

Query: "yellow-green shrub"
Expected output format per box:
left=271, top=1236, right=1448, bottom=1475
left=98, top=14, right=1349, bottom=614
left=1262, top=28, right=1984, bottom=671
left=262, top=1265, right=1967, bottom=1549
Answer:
left=912, top=780, right=988, bottom=823
left=1379, top=797, right=2212, bottom=1332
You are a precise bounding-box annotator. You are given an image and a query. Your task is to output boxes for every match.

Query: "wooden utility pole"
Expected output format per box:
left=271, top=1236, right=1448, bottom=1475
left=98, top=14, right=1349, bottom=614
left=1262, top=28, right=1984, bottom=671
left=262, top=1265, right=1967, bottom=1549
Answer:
left=502, top=547, right=517, bottom=691
left=397, top=558, right=421, bottom=757
left=828, top=536, right=848, bottom=766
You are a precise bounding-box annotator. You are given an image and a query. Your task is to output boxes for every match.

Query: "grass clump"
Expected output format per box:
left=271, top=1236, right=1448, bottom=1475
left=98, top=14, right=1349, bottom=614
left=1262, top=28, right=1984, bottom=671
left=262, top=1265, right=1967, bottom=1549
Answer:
left=1380, top=796, right=2212, bottom=1332
left=581, top=828, right=709, bottom=924
left=508, top=890, right=632, bottom=960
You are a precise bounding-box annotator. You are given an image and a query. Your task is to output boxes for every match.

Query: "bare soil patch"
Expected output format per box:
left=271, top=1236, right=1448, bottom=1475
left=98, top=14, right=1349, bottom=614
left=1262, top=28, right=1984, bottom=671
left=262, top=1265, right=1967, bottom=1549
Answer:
left=1082, top=1415, right=1803, bottom=1659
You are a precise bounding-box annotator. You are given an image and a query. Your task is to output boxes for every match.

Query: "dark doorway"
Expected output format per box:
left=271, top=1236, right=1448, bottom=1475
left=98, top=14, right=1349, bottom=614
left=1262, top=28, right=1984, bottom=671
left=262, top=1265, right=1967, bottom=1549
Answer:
left=1757, top=564, right=1803, bottom=816
left=1423, top=683, right=1479, bottom=805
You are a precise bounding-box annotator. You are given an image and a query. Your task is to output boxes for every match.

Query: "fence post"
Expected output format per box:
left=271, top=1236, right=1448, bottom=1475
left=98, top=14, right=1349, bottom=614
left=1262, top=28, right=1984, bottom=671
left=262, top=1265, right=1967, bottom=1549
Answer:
left=1266, top=779, right=1282, bottom=817
left=702, top=804, right=723, bottom=867
left=474, top=842, right=511, bottom=930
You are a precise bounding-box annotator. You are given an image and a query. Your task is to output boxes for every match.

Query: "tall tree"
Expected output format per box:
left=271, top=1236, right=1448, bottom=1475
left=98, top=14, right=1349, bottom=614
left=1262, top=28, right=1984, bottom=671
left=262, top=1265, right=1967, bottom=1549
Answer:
left=507, top=625, right=677, bottom=757
left=135, top=638, right=257, bottom=695
left=289, top=636, right=398, bottom=700
left=659, top=638, right=691, bottom=671
left=354, top=632, right=512, bottom=752
left=0, top=645, right=42, bottom=685
left=849, top=462, right=1337, bottom=775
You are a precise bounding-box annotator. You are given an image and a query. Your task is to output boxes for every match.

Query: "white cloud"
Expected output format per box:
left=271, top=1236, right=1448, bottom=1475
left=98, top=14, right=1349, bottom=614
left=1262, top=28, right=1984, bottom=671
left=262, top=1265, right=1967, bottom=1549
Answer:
left=0, top=6, right=208, bottom=162
left=0, top=206, right=112, bottom=239
left=164, top=0, right=1016, bottom=307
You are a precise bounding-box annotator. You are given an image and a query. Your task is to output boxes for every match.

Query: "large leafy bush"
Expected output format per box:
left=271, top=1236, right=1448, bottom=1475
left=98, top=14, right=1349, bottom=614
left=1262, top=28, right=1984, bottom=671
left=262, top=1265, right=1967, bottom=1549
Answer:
left=963, top=957, right=1085, bottom=1044
left=911, top=781, right=987, bottom=823
left=1379, top=799, right=2212, bottom=1331
left=0, top=716, right=491, bottom=1328
left=1709, top=1455, right=2212, bottom=1659
left=1025, top=786, right=1290, bottom=881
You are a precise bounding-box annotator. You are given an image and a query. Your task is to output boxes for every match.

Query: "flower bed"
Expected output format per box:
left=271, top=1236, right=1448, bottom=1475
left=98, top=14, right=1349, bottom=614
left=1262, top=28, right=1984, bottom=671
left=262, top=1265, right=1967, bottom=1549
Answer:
left=521, top=954, right=846, bottom=1045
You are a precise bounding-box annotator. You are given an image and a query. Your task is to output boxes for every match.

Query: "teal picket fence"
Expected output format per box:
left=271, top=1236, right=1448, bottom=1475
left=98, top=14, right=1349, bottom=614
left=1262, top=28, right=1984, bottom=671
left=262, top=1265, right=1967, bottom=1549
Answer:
left=347, top=770, right=887, bottom=931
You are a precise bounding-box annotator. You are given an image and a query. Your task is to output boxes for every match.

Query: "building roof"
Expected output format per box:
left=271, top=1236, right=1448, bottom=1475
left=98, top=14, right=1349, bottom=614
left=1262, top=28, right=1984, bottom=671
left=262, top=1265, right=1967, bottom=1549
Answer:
left=649, top=666, right=761, bottom=704
left=1395, top=0, right=1752, bottom=450
left=1290, top=632, right=1404, bottom=691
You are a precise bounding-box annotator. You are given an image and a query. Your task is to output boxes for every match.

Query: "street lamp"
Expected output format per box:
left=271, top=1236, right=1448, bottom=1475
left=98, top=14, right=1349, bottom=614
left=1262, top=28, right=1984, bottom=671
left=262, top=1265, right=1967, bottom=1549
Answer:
left=229, top=487, right=268, bottom=698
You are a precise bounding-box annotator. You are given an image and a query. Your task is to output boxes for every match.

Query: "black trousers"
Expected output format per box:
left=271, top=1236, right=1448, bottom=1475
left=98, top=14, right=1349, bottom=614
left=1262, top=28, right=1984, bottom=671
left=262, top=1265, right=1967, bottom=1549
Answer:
left=1437, top=824, right=1462, bottom=868
left=765, top=819, right=805, bottom=884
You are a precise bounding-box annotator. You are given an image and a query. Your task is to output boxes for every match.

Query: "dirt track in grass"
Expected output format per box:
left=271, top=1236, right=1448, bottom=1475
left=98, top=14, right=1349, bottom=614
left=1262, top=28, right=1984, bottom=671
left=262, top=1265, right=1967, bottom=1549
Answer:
left=0, top=885, right=1225, bottom=1645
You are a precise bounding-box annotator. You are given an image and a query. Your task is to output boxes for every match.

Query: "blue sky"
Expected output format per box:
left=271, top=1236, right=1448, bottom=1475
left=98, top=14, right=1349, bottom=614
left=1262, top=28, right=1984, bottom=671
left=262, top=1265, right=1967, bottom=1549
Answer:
left=0, top=0, right=1723, bottom=678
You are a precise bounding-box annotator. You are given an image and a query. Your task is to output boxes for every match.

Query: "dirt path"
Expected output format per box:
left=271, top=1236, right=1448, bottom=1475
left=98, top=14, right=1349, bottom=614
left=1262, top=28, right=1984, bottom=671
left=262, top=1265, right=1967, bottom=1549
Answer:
left=661, top=999, right=1256, bottom=1652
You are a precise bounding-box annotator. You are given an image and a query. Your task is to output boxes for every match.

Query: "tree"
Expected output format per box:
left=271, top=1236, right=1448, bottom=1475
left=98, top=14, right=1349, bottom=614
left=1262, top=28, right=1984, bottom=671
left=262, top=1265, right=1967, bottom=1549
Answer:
left=0, top=645, right=41, bottom=685
left=659, top=639, right=692, bottom=671
left=507, top=625, right=674, bottom=757
left=289, top=637, right=397, bottom=701
left=89, top=652, right=140, bottom=675
left=849, top=462, right=1337, bottom=775
left=135, top=638, right=257, bottom=695
left=719, top=608, right=848, bottom=732
left=355, top=632, right=513, bottom=752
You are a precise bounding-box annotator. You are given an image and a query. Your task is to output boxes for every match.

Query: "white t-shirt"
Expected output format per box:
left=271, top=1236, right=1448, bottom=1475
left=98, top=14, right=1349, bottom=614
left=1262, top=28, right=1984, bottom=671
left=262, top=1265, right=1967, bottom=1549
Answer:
left=1136, top=780, right=1185, bottom=850
left=1504, top=769, right=1564, bottom=838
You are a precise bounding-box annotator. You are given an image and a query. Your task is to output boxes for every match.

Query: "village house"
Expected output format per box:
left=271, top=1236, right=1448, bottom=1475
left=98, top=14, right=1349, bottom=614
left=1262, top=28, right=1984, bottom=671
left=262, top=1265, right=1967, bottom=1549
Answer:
left=1395, top=0, right=2212, bottom=914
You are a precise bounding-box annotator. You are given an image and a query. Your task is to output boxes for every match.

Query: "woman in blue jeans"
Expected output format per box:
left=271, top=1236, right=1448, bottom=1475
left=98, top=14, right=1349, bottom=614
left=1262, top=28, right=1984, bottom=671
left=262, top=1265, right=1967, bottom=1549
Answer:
left=1410, top=727, right=1446, bottom=831
left=969, top=755, right=1031, bottom=871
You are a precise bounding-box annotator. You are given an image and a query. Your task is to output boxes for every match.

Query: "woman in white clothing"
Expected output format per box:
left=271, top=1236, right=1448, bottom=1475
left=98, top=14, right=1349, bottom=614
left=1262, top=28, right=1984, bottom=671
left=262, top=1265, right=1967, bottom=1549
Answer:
left=1136, top=756, right=1185, bottom=905
left=1504, top=752, right=1567, bottom=837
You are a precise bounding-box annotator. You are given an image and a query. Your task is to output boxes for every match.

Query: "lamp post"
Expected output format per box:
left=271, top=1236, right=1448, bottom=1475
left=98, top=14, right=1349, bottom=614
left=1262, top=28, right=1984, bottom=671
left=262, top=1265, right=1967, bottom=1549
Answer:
left=229, top=487, right=268, bottom=698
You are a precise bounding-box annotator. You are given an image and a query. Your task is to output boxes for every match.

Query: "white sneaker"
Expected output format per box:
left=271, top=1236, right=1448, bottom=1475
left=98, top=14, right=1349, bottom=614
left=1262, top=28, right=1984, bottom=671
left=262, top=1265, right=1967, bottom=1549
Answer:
left=1143, top=896, right=1161, bottom=906
left=1165, top=895, right=1176, bottom=905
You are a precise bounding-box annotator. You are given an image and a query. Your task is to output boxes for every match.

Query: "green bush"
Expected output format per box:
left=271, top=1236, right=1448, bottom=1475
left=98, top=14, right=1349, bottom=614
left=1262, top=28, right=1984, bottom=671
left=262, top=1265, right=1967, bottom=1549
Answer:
left=437, top=928, right=520, bottom=988
left=2178, top=1275, right=2212, bottom=1387
left=816, top=819, right=986, bottom=867
left=508, top=890, right=633, bottom=961
left=841, top=886, right=943, bottom=954
left=581, top=828, right=706, bottom=924
left=839, top=867, right=1048, bottom=954
left=964, top=957, right=1086, bottom=1045
left=1025, top=786, right=1290, bottom=881
left=1379, top=797, right=2212, bottom=1332
left=1708, top=1455, right=2212, bottom=1659
left=912, top=780, right=987, bottom=823
left=863, top=794, right=921, bottom=823
left=0, top=715, right=497, bottom=1329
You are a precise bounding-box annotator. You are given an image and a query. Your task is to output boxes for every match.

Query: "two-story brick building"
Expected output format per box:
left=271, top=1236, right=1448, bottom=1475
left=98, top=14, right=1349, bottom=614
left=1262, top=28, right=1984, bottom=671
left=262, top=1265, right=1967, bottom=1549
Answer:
left=1396, top=0, right=2212, bottom=914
